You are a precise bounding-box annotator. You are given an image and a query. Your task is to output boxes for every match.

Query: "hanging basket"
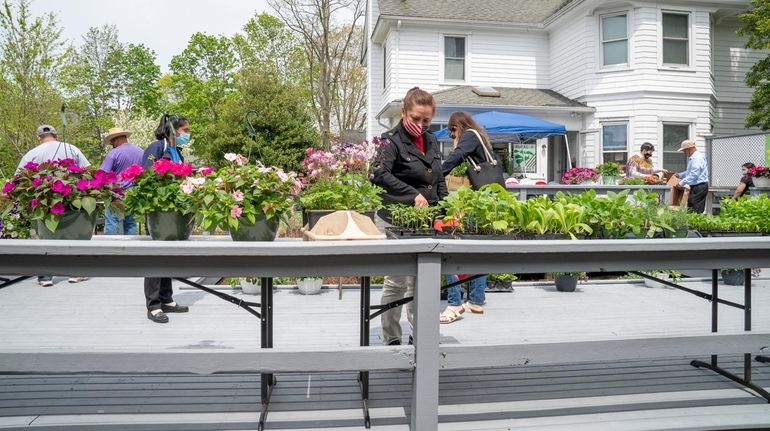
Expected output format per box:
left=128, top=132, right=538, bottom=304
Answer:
left=36, top=211, right=96, bottom=240
left=146, top=211, right=194, bottom=241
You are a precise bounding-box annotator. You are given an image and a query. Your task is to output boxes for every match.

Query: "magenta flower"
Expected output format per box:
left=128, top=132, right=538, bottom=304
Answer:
left=152, top=159, right=173, bottom=175
left=89, top=179, right=101, bottom=189
left=94, top=170, right=117, bottom=186
left=119, top=164, right=144, bottom=182
left=1, top=181, right=14, bottom=193
left=67, top=165, right=83, bottom=174
left=56, top=158, right=75, bottom=168
left=198, top=166, right=213, bottom=175
left=23, top=161, right=39, bottom=171
left=171, top=163, right=193, bottom=176
left=51, top=180, right=72, bottom=196
left=30, top=198, right=40, bottom=208
left=76, top=179, right=89, bottom=191
left=230, top=205, right=243, bottom=218
left=32, top=177, right=42, bottom=187
left=50, top=202, right=65, bottom=215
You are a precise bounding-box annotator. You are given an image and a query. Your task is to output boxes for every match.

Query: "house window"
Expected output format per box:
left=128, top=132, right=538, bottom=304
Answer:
left=662, top=123, right=690, bottom=173
left=662, top=12, right=689, bottom=65
left=601, top=13, right=628, bottom=66
left=602, top=122, right=628, bottom=163
left=382, top=45, right=387, bottom=89
left=444, top=36, right=465, bottom=81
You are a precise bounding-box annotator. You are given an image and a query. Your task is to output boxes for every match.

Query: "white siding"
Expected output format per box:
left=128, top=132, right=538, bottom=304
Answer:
left=470, top=30, right=549, bottom=89
left=549, top=14, right=589, bottom=99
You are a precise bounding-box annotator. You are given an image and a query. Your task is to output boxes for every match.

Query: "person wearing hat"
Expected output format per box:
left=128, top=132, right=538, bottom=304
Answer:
left=16, top=125, right=91, bottom=286
left=674, top=140, right=709, bottom=213
left=99, top=127, right=144, bottom=235
left=626, top=142, right=665, bottom=179
left=16, top=125, right=90, bottom=174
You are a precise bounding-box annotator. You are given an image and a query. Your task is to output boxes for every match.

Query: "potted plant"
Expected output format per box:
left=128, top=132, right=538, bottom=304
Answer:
left=552, top=272, right=586, bottom=292
left=297, top=277, right=323, bottom=295
left=441, top=184, right=522, bottom=239
left=386, top=204, right=442, bottom=238
left=749, top=166, right=770, bottom=188
left=595, top=162, right=622, bottom=185
left=642, top=270, right=682, bottom=288
left=618, top=177, right=645, bottom=186
left=720, top=269, right=745, bottom=286
left=236, top=277, right=261, bottom=295
left=0, top=201, right=31, bottom=239
left=446, top=163, right=470, bottom=190
left=121, top=159, right=202, bottom=240
left=299, top=172, right=383, bottom=229
left=193, top=154, right=301, bottom=241
left=487, top=273, right=517, bottom=291
left=561, top=168, right=599, bottom=185
left=1, top=159, right=123, bottom=239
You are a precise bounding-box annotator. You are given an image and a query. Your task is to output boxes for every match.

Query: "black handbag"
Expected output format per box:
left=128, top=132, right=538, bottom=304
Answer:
left=465, top=129, right=505, bottom=190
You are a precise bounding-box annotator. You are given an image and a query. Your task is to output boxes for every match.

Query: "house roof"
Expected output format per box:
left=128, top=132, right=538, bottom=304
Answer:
left=431, top=86, right=589, bottom=109
left=377, top=0, right=575, bottom=24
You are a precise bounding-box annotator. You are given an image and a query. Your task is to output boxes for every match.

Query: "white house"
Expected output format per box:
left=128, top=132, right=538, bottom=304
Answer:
left=364, top=0, right=766, bottom=181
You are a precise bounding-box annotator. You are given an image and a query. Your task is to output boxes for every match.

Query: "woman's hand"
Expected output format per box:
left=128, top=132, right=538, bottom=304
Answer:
left=414, top=194, right=428, bottom=207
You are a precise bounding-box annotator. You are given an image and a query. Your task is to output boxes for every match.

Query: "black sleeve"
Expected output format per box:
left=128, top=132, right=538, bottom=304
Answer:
left=441, top=131, right=480, bottom=176
left=141, top=143, right=161, bottom=168
left=370, top=139, right=420, bottom=200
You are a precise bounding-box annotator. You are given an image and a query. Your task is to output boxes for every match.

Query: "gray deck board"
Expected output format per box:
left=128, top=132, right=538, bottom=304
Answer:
left=1, top=276, right=770, bottom=429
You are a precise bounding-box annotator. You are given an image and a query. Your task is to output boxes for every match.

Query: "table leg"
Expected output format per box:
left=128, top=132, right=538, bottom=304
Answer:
left=358, top=276, right=371, bottom=428
left=259, top=277, right=276, bottom=431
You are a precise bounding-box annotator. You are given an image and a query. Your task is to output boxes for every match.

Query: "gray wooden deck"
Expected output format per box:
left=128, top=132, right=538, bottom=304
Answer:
left=1, top=277, right=770, bottom=430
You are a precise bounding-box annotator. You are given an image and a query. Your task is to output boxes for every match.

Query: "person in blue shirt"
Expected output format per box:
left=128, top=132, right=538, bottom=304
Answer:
left=674, top=140, right=709, bottom=213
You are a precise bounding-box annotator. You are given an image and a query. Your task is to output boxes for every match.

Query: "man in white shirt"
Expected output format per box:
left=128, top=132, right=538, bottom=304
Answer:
left=674, top=140, right=709, bottom=213
left=16, top=125, right=91, bottom=286
left=16, top=125, right=90, bottom=173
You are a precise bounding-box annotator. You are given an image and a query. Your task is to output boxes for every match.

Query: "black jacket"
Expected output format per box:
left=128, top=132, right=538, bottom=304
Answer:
left=370, top=122, right=448, bottom=206
left=441, top=130, right=492, bottom=176
left=141, top=139, right=183, bottom=168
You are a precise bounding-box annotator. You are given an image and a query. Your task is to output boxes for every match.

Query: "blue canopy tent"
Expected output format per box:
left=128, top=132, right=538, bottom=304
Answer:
left=434, top=111, right=572, bottom=169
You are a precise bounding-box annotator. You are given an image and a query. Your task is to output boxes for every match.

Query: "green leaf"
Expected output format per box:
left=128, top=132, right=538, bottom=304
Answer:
left=81, top=197, right=97, bottom=215
left=44, top=216, right=59, bottom=233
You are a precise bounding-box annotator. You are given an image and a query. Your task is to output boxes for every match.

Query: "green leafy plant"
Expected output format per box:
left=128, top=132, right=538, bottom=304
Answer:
left=449, top=162, right=468, bottom=177
left=643, top=270, right=682, bottom=282
left=441, top=183, right=522, bottom=234
left=488, top=273, right=517, bottom=282
left=1, top=159, right=124, bottom=232
left=299, top=172, right=383, bottom=213
left=618, top=177, right=645, bottom=185
left=193, top=154, right=301, bottom=232
left=388, top=204, right=441, bottom=231
left=556, top=190, right=641, bottom=238
left=595, top=162, right=622, bottom=177
left=122, top=159, right=202, bottom=217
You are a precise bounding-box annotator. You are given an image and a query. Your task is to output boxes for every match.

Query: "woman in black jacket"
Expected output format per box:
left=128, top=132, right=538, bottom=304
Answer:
left=143, top=114, right=191, bottom=324
left=370, top=87, right=447, bottom=345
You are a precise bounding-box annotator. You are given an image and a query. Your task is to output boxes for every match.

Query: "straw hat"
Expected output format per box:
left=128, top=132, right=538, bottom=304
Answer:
left=677, top=140, right=696, bottom=152
left=103, top=127, right=132, bottom=145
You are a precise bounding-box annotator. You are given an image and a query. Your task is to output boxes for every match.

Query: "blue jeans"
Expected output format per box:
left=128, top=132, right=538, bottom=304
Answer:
left=447, top=275, right=487, bottom=306
left=104, top=207, right=137, bottom=235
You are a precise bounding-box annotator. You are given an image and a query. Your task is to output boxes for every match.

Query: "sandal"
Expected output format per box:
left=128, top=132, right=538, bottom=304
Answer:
left=440, top=305, right=464, bottom=324
left=464, top=303, right=484, bottom=314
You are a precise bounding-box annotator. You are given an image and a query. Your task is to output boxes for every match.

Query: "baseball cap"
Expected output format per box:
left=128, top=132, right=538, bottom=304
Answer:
left=36, top=125, right=57, bottom=137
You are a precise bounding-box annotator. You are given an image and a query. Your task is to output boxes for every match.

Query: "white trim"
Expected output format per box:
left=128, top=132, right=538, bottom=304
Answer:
left=658, top=8, right=694, bottom=70
left=597, top=9, right=632, bottom=72
left=440, top=33, right=470, bottom=84
left=659, top=121, right=692, bottom=171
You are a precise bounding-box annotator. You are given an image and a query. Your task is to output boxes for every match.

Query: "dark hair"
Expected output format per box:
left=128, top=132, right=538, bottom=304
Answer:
left=742, top=162, right=755, bottom=170
left=448, top=112, right=491, bottom=150
left=402, top=87, right=435, bottom=114
left=154, top=114, right=189, bottom=140
left=640, top=142, right=655, bottom=151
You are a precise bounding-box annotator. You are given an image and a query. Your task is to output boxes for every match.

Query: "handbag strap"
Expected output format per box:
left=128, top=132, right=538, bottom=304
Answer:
left=465, top=129, right=497, bottom=171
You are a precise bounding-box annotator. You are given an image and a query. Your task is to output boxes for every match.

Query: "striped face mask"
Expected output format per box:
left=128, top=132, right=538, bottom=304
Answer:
left=403, top=117, right=427, bottom=137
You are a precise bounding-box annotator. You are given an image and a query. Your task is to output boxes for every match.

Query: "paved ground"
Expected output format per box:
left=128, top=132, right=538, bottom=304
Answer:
left=1, top=276, right=769, bottom=430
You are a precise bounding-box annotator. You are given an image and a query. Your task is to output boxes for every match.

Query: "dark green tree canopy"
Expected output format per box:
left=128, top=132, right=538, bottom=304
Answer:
left=739, top=1, right=770, bottom=130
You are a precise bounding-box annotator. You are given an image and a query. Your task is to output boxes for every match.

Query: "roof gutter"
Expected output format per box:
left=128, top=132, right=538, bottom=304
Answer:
left=376, top=101, right=595, bottom=120
left=378, top=14, right=544, bottom=30
left=543, top=0, right=588, bottom=27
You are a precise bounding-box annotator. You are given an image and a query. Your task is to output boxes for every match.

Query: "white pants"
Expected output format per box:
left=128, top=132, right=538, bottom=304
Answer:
left=380, top=275, right=415, bottom=345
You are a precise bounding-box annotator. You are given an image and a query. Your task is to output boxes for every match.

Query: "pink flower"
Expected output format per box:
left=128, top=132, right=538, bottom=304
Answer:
left=171, top=163, right=193, bottom=176
left=2, top=181, right=14, bottom=193
left=51, top=180, right=72, bottom=196
left=180, top=178, right=195, bottom=194
left=277, top=170, right=289, bottom=182
left=32, top=177, right=42, bottom=187
left=76, top=179, right=89, bottom=191
left=30, top=198, right=40, bottom=208
left=235, top=155, right=249, bottom=166
left=262, top=203, right=273, bottom=213
left=94, top=170, right=117, bottom=185
left=56, top=158, right=75, bottom=167
left=291, top=180, right=302, bottom=197
left=50, top=202, right=65, bottom=214
left=120, top=164, right=144, bottom=182
left=23, top=161, right=39, bottom=171
left=89, top=179, right=101, bottom=189
left=152, top=158, right=173, bottom=175
left=67, top=165, right=83, bottom=174
left=198, top=166, right=213, bottom=175
left=232, top=190, right=244, bottom=202
left=230, top=205, right=243, bottom=218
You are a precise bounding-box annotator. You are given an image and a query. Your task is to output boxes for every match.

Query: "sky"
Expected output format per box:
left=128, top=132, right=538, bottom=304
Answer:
left=30, top=0, right=272, bottom=71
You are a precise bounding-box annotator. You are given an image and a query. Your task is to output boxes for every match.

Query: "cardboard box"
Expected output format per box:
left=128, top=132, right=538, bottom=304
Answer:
left=668, top=175, right=689, bottom=208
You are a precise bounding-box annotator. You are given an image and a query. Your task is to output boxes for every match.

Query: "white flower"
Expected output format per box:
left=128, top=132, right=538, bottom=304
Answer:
left=191, top=177, right=206, bottom=186
left=277, top=170, right=289, bottom=181
left=180, top=178, right=195, bottom=194
left=224, top=153, right=237, bottom=162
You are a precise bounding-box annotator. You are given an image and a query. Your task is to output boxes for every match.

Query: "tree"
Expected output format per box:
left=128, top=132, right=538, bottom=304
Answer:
left=233, top=12, right=305, bottom=84
left=330, top=25, right=366, bottom=134
left=738, top=1, right=770, bottom=130
left=267, top=0, right=365, bottom=147
left=194, top=68, right=318, bottom=171
left=110, top=43, right=162, bottom=117
left=0, top=0, right=66, bottom=177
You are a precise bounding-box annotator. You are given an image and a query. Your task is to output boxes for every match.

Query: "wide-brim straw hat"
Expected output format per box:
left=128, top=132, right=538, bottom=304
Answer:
left=677, top=140, right=696, bottom=152
left=103, top=127, right=132, bottom=145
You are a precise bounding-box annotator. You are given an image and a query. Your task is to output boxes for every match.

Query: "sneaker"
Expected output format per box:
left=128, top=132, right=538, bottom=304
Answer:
left=39, top=280, right=53, bottom=287
left=68, top=277, right=90, bottom=283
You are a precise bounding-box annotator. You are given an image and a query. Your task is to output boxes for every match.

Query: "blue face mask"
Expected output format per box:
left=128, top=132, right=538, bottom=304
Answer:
left=175, top=132, right=190, bottom=147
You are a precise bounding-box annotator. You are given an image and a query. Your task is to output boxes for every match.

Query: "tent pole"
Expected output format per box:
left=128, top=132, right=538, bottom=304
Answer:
left=564, top=134, right=573, bottom=169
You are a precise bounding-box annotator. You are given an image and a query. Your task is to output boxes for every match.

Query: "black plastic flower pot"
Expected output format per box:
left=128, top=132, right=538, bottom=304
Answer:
left=230, top=215, right=279, bottom=242
left=146, top=211, right=194, bottom=241
left=720, top=269, right=745, bottom=286
left=36, top=211, right=96, bottom=240
left=554, top=275, right=578, bottom=292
